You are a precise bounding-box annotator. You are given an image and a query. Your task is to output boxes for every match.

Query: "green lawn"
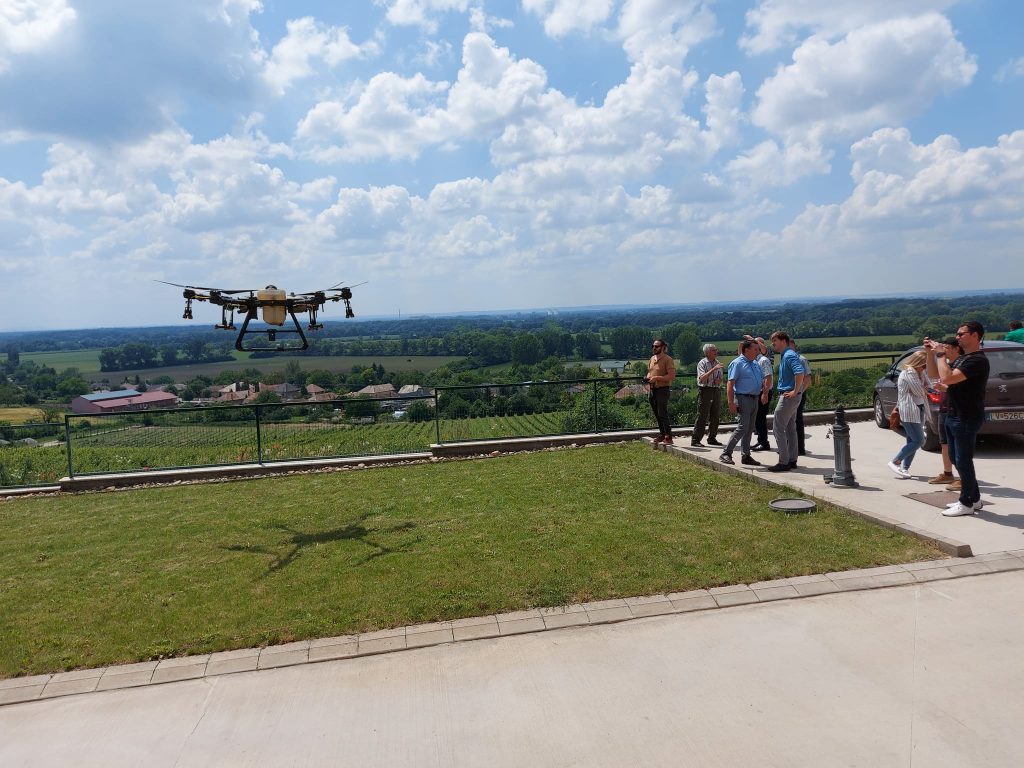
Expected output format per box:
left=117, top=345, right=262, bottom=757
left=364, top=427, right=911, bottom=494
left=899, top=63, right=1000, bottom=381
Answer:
left=0, top=443, right=942, bottom=677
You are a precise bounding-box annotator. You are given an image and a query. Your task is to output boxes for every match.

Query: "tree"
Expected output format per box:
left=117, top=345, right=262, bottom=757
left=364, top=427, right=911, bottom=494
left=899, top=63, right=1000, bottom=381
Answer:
left=511, top=333, right=542, bottom=365
left=253, top=390, right=282, bottom=405
left=6, top=346, right=19, bottom=366
left=608, top=326, right=650, bottom=358
left=574, top=331, right=602, bottom=359
left=98, top=348, right=120, bottom=372
left=670, top=324, right=701, bottom=366
left=406, top=400, right=433, bottom=422
left=345, top=395, right=379, bottom=419
left=307, top=369, right=338, bottom=390
left=159, top=345, right=180, bottom=367
left=283, top=360, right=306, bottom=388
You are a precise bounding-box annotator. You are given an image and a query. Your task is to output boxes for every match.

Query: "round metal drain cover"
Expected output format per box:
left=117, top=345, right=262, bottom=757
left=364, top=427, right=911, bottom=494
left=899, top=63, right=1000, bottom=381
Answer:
left=769, top=497, right=816, bottom=514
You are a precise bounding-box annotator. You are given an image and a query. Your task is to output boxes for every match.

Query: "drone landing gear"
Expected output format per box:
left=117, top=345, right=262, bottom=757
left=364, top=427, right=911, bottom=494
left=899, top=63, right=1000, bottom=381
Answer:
left=235, top=308, right=309, bottom=352
left=216, top=306, right=236, bottom=331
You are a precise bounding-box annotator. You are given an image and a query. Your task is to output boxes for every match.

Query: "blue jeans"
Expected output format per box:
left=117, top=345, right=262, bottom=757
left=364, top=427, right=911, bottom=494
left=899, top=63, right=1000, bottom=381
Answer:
left=945, top=415, right=982, bottom=506
left=892, top=421, right=924, bottom=469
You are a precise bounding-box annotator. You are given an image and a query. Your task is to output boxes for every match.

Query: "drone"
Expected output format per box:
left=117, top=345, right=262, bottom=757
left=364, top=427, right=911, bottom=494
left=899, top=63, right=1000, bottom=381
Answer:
left=158, top=280, right=364, bottom=352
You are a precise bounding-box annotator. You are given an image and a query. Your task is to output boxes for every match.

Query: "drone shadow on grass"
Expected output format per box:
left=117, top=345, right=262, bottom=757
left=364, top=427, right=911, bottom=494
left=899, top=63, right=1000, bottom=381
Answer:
left=222, top=512, right=419, bottom=576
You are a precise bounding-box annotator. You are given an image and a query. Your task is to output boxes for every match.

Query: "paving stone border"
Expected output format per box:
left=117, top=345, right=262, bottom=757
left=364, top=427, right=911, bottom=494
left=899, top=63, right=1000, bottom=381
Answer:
left=2, top=550, right=1022, bottom=708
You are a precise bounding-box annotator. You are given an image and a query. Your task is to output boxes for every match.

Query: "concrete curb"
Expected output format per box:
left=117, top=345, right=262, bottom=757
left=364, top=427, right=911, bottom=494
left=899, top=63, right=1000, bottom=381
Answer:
left=3, top=549, right=1021, bottom=708
left=649, top=437, right=973, bottom=558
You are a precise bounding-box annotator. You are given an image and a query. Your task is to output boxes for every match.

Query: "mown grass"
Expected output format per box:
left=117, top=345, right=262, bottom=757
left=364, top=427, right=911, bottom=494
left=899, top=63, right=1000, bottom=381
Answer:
left=0, top=407, right=47, bottom=424
left=0, top=442, right=941, bottom=677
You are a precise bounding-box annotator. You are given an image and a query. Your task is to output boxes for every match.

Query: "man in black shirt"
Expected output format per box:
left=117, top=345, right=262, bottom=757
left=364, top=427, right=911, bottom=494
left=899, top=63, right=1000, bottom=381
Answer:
left=928, top=321, right=990, bottom=516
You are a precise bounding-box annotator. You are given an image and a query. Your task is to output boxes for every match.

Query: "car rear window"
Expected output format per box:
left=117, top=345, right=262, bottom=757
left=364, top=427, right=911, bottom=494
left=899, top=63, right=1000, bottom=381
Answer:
left=987, top=350, right=1024, bottom=377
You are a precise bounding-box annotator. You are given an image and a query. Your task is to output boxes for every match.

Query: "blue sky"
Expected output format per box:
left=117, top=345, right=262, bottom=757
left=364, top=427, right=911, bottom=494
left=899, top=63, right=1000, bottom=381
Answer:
left=1, top=0, right=1022, bottom=330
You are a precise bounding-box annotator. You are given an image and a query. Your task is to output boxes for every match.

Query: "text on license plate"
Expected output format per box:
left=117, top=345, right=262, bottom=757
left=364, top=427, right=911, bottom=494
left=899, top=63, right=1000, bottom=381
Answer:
left=990, top=411, right=1024, bottom=421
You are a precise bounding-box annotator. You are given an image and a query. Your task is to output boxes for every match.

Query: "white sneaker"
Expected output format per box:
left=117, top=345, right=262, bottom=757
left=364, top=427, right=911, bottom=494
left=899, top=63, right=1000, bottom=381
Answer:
left=973, top=499, right=985, bottom=511
left=887, top=461, right=905, bottom=478
left=899, top=465, right=912, bottom=478
left=942, top=502, right=975, bottom=517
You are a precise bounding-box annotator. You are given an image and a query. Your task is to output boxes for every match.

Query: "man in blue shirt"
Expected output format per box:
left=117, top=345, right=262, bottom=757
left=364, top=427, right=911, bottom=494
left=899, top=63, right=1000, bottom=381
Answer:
left=767, top=331, right=806, bottom=472
left=719, top=340, right=764, bottom=466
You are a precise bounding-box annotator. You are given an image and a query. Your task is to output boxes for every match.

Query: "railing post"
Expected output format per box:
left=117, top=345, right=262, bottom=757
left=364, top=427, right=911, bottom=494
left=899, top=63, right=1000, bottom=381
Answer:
left=592, top=380, right=599, bottom=433
left=434, top=391, right=441, bottom=444
left=64, top=414, right=74, bottom=479
left=255, top=404, right=263, bottom=464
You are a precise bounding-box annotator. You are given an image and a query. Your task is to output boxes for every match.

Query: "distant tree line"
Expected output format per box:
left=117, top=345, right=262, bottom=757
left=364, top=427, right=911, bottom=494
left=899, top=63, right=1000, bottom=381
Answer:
left=98, top=341, right=234, bottom=371
left=5, top=293, right=1023, bottom=356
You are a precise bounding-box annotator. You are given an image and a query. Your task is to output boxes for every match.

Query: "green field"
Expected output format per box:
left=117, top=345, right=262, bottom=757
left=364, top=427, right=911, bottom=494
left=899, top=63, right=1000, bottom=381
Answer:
left=19, top=350, right=463, bottom=381
left=19, top=349, right=104, bottom=371
left=0, top=442, right=942, bottom=676
left=0, top=407, right=46, bottom=424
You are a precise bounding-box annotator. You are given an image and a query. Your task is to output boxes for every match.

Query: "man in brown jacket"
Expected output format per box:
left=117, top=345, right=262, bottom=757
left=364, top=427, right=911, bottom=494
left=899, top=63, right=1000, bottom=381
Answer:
left=646, top=338, right=676, bottom=444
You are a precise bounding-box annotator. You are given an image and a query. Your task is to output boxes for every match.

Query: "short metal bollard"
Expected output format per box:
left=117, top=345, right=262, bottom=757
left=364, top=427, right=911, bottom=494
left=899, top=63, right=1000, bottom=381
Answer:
left=825, top=405, right=858, bottom=488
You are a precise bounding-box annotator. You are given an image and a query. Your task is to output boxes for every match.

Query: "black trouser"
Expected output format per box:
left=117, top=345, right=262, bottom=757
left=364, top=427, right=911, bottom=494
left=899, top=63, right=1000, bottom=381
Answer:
left=945, top=415, right=982, bottom=506
left=649, top=386, right=671, bottom=437
left=755, top=394, right=771, bottom=446
left=796, top=392, right=806, bottom=454
left=692, top=387, right=721, bottom=442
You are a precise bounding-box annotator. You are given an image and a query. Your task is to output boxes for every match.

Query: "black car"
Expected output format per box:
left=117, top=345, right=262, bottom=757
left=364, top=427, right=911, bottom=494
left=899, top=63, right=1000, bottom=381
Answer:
left=873, top=341, right=1024, bottom=451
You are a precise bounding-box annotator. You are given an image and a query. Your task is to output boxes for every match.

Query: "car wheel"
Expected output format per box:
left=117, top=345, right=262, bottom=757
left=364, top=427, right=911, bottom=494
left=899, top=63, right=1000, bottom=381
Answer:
left=922, top=417, right=940, bottom=452
left=873, top=395, right=887, bottom=428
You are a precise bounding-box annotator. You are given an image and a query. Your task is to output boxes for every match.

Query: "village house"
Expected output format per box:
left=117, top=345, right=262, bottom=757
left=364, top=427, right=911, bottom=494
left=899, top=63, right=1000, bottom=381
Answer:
left=71, top=389, right=179, bottom=414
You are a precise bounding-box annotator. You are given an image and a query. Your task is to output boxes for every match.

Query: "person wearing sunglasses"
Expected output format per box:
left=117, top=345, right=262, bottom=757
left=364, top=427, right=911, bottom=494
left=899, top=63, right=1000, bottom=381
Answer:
left=927, top=321, right=990, bottom=516
left=646, top=339, right=676, bottom=444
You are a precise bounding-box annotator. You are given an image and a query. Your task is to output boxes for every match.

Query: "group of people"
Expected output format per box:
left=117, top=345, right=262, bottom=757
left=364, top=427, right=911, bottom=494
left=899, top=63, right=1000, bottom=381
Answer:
left=887, top=321, right=991, bottom=517
left=644, top=319, right=994, bottom=520
left=644, top=332, right=812, bottom=473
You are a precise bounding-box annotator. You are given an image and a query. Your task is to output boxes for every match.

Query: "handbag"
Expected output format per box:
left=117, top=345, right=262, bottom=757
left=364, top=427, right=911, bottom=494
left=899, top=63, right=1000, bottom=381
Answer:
left=888, top=407, right=901, bottom=430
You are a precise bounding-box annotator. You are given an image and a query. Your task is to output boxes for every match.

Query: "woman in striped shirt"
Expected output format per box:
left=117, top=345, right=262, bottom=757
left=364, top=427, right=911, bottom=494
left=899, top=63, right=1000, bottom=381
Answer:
left=887, top=350, right=929, bottom=478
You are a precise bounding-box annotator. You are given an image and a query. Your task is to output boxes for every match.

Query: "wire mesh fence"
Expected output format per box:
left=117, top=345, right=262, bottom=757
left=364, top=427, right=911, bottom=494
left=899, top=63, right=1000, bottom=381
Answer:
left=0, top=353, right=900, bottom=487
left=0, top=422, right=66, bottom=487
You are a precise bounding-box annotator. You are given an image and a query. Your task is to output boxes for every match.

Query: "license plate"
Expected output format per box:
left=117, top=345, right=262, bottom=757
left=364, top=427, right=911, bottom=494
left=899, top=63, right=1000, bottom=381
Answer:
left=990, top=411, right=1024, bottom=421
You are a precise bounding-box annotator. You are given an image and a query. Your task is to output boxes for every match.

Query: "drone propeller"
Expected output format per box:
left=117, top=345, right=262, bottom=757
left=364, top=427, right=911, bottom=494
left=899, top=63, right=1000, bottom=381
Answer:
left=293, top=281, right=367, bottom=298
left=155, top=280, right=255, bottom=295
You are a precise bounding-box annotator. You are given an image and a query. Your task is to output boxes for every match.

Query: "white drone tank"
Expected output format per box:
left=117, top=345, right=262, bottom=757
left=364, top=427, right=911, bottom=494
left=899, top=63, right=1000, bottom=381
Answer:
left=258, top=285, right=287, bottom=325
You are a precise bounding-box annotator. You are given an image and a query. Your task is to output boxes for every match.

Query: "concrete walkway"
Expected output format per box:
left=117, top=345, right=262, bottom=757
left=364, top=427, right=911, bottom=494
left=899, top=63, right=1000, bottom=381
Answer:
left=672, top=421, right=1024, bottom=556
left=2, top=571, right=1022, bottom=767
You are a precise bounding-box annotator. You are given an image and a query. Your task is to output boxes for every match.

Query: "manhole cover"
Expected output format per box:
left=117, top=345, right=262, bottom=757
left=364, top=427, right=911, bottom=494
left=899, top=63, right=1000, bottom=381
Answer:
left=769, top=497, right=816, bottom=514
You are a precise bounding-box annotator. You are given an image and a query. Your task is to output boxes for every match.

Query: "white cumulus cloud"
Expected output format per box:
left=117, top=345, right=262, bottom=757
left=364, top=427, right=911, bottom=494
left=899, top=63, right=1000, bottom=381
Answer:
left=617, top=0, right=718, bottom=68
left=380, top=0, right=473, bottom=33
left=746, top=129, right=1024, bottom=281
left=296, top=32, right=554, bottom=162
left=0, top=0, right=76, bottom=72
left=995, top=56, right=1024, bottom=83
left=522, top=0, right=614, bottom=38
left=752, top=13, right=976, bottom=144
left=740, top=0, right=958, bottom=53
left=263, top=17, right=376, bottom=96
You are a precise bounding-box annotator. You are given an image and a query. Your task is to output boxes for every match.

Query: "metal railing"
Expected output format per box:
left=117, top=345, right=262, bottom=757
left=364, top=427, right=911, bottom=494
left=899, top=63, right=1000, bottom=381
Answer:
left=0, top=354, right=897, bottom=486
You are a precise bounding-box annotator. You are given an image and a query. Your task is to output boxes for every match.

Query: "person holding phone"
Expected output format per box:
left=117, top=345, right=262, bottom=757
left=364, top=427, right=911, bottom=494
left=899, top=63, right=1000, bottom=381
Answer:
left=927, top=322, right=990, bottom=516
